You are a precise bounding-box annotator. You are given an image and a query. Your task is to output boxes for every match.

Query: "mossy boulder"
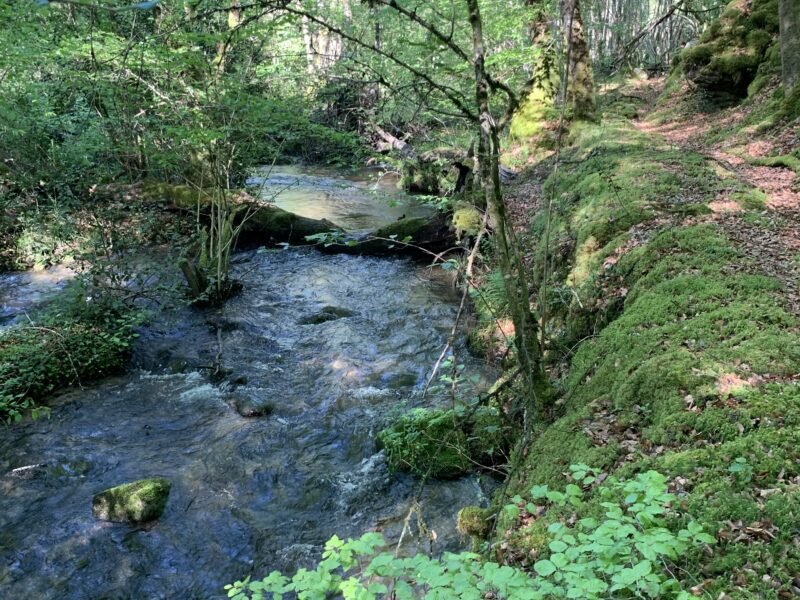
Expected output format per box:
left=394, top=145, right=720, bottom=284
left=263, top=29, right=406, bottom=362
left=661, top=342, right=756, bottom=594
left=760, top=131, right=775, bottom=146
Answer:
left=457, top=506, right=493, bottom=538
left=378, top=408, right=471, bottom=477
left=452, top=203, right=483, bottom=239
left=241, top=205, right=338, bottom=246
left=680, top=0, right=779, bottom=97
left=377, top=406, right=510, bottom=478
left=92, top=477, right=171, bottom=523
left=467, top=406, right=511, bottom=465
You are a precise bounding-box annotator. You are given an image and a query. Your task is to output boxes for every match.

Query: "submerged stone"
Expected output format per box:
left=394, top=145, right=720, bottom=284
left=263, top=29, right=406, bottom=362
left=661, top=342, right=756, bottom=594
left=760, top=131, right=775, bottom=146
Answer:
left=231, top=394, right=274, bottom=418
left=92, top=477, right=171, bottom=523
left=298, top=306, right=354, bottom=325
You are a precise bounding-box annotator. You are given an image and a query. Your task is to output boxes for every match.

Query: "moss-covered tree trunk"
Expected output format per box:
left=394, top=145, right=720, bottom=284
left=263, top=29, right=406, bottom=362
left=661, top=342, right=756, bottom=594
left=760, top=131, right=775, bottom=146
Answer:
left=509, top=2, right=558, bottom=141
left=561, top=0, right=596, bottom=120
left=780, top=0, right=800, bottom=90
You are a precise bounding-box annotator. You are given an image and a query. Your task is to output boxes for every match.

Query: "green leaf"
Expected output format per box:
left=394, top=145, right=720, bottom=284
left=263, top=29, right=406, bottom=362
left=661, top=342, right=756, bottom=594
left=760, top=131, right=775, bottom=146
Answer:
left=530, top=484, right=549, bottom=499
left=534, top=559, right=557, bottom=576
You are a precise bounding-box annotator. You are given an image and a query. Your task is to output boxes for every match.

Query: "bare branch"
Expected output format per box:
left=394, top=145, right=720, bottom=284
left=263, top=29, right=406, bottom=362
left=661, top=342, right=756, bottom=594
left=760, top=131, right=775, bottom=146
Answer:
left=613, top=0, right=687, bottom=68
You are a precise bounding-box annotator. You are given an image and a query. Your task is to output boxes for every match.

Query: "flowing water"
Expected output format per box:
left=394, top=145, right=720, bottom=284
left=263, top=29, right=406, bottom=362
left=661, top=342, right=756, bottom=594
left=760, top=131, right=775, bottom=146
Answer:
left=0, top=169, right=497, bottom=599
left=0, top=265, right=74, bottom=328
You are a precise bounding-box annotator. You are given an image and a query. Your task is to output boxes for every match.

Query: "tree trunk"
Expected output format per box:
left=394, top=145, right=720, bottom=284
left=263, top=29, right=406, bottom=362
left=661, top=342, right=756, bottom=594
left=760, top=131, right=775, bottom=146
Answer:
left=301, top=15, right=317, bottom=78
left=465, top=0, right=552, bottom=418
left=215, top=0, right=242, bottom=75
left=561, top=0, right=595, bottom=120
left=780, top=0, right=800, bottom=91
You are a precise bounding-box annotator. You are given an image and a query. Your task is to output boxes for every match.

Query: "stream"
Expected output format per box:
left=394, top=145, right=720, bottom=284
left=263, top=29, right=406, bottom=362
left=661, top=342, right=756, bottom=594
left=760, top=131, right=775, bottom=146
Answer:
left=0, top=168, right=497, bottom=599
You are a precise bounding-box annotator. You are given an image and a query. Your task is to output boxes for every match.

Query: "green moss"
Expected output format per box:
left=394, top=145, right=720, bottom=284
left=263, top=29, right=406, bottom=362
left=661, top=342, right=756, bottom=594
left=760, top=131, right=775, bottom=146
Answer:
left=457, top=506, right=493, bottom=539
left=468, top=405, right=512, bottom=463
left=92, top=477, right=171, bottom=523
left=452, top=204, right=483, bottom=238
left=682, top=44, right=714, bottom=69
left=0, top=282, right=139, bottom=423
left=378, top=406, right=510, bottom=478
left=530, top=120, right=718, bottom=341
left=566, top=236, right=600, bottom=288
left=783, top=82, right=800, bottom=120
left=509, top=77, right=559, bottom=144
left=502, top=219, right=799, bottom=594
left=500, top=60, right=800, bottom=591
left=674, top=0, right=779, bottom=98
left=731, top=188, right=768, bottom=209
left=374, top=217, right=430, bottom=241
left=747, top=153, right=800, bottom=173
left=378, top=408, right=472, bottom=478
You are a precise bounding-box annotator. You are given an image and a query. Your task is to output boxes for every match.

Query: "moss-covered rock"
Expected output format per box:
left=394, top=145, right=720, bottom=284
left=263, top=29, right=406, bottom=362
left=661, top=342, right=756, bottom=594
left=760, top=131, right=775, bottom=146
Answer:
left=0, top=286, right=137, bottom=423
left=378, top=408, right=472, bottom=478
left=680, top=0, right=779, bottom=97
left=242, top=205, right=338, bottom=245
left=92, top=477, right=171, bottom=523
left=378, top=406, right=510, bottom=478
left=452, top=204, right=483, bottom=239
left=325, top=212, right=457, bottom=257
left=467, top=406, right=511, bottom=465
left=457, top=506, right=493, bottom=538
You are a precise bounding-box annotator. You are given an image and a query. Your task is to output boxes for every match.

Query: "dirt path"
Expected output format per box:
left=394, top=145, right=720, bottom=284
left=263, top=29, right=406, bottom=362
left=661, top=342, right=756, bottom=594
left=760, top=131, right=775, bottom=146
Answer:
left=635, top=82, right=800, bottom=314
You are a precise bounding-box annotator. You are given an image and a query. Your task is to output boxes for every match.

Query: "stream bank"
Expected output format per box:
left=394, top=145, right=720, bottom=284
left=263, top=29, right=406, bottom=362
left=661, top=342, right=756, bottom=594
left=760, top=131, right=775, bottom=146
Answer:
left=492, top=75, right=800, bottom=597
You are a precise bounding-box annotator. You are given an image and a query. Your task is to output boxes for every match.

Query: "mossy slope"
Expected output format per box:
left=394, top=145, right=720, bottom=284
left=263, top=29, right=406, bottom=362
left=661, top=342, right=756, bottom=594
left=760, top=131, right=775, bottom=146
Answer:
left=501, top=112, right=800, bottom=598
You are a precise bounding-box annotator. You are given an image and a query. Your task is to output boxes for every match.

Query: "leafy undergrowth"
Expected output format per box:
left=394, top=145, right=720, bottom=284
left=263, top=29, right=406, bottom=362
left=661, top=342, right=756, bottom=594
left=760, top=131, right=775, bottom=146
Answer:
left=228, top=470, right=714, bottom=599
left=500, top=90, right=800, bottom=596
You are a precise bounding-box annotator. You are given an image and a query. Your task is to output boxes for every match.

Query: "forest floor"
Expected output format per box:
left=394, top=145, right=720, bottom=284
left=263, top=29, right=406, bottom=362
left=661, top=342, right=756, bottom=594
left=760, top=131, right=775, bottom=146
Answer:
left=633, top=77, right=800, bottom=315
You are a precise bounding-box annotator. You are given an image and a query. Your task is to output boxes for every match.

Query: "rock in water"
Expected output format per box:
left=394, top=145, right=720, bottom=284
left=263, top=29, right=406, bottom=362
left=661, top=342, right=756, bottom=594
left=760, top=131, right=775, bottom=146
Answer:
left=230, top=393, right=275, bottom=418
left=322, top=212, right=457, bottom=257
left=298, top=306, right=354, bottom=325
left=92, top=478, right=171, bottom=523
